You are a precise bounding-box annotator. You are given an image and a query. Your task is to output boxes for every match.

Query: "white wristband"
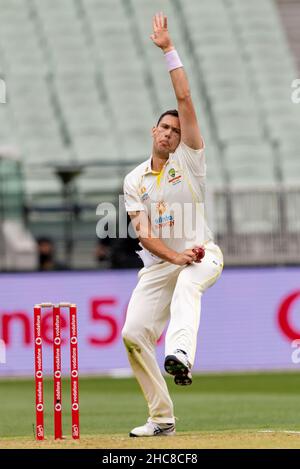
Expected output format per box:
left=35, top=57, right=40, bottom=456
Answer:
left=164, top=49, right=183, bottom=72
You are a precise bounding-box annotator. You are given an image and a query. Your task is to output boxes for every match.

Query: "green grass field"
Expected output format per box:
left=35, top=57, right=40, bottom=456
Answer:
left=1, top=372, right=300, bottom=448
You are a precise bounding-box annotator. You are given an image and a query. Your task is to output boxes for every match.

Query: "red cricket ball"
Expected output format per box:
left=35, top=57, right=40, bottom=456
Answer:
left=192, top=246, right=205, bottom=263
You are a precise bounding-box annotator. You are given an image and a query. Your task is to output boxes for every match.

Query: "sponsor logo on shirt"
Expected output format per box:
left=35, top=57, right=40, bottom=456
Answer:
left=157, top=201, right=167, bottom=216
left=154, top=201, right=175, bottom=228
left=139, top=186, right=149, bottom=202
left=168, top=167, right=182, bottom=186
left=154, top=214, right=175, bottom=228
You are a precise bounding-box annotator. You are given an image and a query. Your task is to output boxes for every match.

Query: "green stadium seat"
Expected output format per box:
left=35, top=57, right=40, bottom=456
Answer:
left=224, top=143, right=274, bottom=168
left=215, top=114, right=263, bottom=143
left=0, top=155, right=23, bottom=220
left=279, top=139, right=300, bottom=160
left=73, top=135, right=118, bottom=163
left=281, top=161, right=300, bottom=186
left=266, top=114, right=300, bottom=143
left=122, top=132, right=152, bottom=162
left=285, top=192, right=300, bottom=232
left=32, top=0, right=77, bottom=14
left=0, top=108, right=14, bottom=139
left=231, top=191, right=279, bottom=234
left=23, top=173, right=63, bottom=204
left=206, top=159, right=225, bottom=189
left=77, top=168, right=123, bottom=201
left=229, top=164, right=276, bottom=189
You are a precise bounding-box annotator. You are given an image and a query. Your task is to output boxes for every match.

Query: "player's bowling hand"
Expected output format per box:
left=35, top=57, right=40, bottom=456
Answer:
left=192, top=246, right=205, bottom=263
left=171, top=249, right=200, bottom=265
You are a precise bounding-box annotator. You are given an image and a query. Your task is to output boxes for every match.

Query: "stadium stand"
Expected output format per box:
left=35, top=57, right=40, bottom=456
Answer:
left=0, top=0, right=299, bottom=267
left=0, top=150, right=37, bottom=270
left=278, top=0, right=300, bottom=71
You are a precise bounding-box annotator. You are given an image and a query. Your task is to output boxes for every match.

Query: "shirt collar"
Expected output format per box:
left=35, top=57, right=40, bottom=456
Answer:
left=142, top=153, right=173, bottom=175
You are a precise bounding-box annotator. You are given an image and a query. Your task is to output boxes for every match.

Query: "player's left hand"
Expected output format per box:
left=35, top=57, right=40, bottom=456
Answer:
left=150, top=12, right=174, bottom=52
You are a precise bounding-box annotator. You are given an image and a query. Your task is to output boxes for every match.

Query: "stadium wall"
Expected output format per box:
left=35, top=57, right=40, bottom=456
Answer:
left=0, top=268, right=299, bottom=377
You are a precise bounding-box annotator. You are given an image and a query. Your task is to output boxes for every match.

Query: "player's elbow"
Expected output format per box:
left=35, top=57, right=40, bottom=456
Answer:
left=177, top=90, right=191, bottom=101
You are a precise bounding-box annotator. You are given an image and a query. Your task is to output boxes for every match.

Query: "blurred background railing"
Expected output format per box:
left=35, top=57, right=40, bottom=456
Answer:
left=1, top=153, right=300, bottom=269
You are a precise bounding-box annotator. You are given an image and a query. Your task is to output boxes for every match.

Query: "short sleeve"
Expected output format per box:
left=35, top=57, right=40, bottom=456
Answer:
left=123, top=175, right=145, bottom=212
left=175, top=141, right=206, bottom=177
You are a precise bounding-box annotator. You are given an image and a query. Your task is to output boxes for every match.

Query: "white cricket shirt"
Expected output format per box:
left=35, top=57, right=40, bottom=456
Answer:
left=123, top=141, right=213, bottom=266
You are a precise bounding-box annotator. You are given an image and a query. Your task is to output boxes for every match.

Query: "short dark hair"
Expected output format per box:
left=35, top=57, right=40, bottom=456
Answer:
left=156, top=109, right=179, bottom=126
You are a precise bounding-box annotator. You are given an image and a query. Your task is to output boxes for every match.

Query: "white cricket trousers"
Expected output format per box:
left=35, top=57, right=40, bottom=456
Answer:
left=122, top=240, right=223, bottom=424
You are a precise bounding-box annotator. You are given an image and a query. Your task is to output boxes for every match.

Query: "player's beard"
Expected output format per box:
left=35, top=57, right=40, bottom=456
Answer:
left=156, top=142, right=170, bottom=157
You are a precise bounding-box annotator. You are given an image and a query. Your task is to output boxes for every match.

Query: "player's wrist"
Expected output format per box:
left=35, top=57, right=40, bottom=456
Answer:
left=166, top=250, right=178, bottom=264
left=164, top=48, right=183, bottom=72
left=162, top=44, right=175, bottom=53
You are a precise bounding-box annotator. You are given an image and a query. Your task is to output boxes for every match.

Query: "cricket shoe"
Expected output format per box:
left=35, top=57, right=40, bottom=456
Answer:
left=129, top=418, right=175, bottom=437
left=164, top=349, right=192, bottom=386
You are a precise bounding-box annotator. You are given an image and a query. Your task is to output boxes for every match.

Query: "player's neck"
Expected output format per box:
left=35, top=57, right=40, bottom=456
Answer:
left=151, top=152, right=169, bottom=173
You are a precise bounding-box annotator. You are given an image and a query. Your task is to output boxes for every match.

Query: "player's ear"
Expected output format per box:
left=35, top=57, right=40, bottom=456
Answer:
left=151, top=126, right=157, bottom=137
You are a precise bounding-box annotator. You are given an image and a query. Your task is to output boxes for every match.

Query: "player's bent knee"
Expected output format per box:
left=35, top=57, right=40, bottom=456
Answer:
left=122, top=324, right=153, bottom=347
left=121, top=325, right=141, bottom=344
left=121, top=325, right=132, bottom=342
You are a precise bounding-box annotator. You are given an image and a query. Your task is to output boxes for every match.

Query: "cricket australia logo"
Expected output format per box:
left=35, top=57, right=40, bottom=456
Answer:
left=168, top=167, right=182, bottom=186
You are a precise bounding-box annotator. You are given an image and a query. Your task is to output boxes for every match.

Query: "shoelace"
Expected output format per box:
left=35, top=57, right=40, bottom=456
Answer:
left=145, top=419, right=162, bottom=434
left=147, top=418, right=174, bottom=432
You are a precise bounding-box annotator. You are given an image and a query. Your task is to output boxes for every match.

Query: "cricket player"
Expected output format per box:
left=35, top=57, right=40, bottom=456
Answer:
left=122, top=13, right=223, bottom=437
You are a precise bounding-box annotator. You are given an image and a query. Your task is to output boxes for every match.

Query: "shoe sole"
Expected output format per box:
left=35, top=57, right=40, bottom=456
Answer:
left=129, top=430, right=176, bottom=438
left=174, top=374, right=192, bottom=386
left=164, top=355, right=192, bottom=386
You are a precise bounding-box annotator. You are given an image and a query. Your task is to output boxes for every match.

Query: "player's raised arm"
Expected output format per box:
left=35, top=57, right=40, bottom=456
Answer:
left=150, top=13, right=203, bottom=150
